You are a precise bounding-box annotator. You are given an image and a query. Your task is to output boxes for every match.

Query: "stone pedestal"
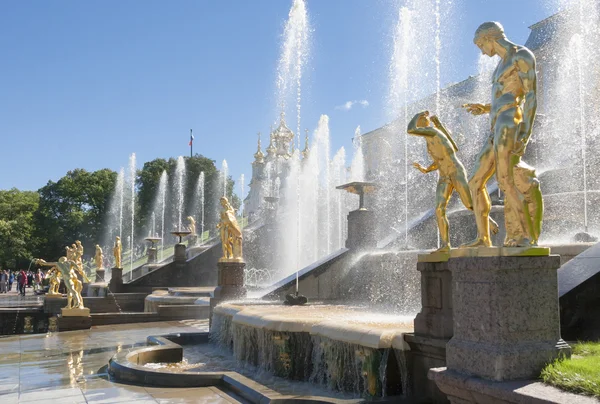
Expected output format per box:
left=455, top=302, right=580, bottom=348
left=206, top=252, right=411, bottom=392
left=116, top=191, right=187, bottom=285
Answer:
left=95, top=268, right=106, bottom=282
left=61, top=307, right=90, bottom=317
left=58, top=313, right=92, bottom=331
left=414, top=260, right=453, bottom=339
left=174, top=243, right=187, bottom=264
left=215, top=260, right=247, bottom=300
left=444, top=255, right=570, bottom=381
left=346, top=209, right=376, bottom=250
left=147, top=247, right=157, bottom=264
left=109, top=267, right=123, bottom=293
left=405, top=260, right=453, bottom=403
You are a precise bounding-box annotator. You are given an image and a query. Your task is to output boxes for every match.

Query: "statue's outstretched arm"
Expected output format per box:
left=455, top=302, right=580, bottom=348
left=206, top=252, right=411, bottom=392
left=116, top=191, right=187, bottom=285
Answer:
left=413, top=161, right=438, bottom=174
left=407, top=112, right=436, bottom=137
left=516, top=49, right=537, bottom=150
left=36, top=259, right=58, bottom=267
left=462, top=103, right=491, bottom=115
left=431, top=115, right=459, bottom=151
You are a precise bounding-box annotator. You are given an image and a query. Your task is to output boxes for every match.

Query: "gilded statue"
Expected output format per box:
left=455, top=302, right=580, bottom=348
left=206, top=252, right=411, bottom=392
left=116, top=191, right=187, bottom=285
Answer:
left=217, top=197, right=243, bottom=261
left=113, top=236, right=122, bottom=268
left=462, top=21, right=540, bottom=248
left=75, top=240, right=84, bottom=270
left=71, top=241, right=89, bottom=299
left=187, top=216, right=197, bottom=235
left=36, top=257, right=84, bottom=309
left=509, top=159, right=543, bottom=245
left=94, top=244, right=103, bottom=270
left=46, top=266, right=62, bottom=296
left=408, top=111, right=498, bottom=252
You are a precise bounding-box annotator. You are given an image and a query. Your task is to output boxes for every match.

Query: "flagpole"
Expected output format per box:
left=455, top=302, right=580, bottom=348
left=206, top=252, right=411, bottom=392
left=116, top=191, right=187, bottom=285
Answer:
left=190, top=129, right=193, bottom=157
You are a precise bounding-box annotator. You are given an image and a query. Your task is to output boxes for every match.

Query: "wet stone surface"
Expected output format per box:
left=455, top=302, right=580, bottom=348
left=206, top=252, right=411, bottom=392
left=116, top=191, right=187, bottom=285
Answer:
left=0, top=319, right=249, bottom=403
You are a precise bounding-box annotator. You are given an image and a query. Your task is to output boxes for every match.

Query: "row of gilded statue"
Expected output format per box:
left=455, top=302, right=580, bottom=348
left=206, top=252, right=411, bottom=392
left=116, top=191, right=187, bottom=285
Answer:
left=408, top=22, right=542, bottom=252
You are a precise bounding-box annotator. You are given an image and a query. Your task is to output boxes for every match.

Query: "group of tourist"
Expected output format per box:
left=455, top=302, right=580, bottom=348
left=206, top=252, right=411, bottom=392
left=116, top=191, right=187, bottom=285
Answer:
left=0, top=269, right=45, bottom=295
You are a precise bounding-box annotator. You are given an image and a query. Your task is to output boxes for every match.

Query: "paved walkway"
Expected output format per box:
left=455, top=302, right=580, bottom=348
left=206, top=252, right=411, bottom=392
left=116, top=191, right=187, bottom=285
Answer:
left=0, top=320, right=245, bottom=403
left=0, top=290, right=44, bottom=308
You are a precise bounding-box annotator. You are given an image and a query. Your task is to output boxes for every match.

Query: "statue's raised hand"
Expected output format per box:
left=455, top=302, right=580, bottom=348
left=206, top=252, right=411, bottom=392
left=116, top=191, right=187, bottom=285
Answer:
left=413, top=162, right=427, bottom=174
left=462, top=103, right=489, bottom=116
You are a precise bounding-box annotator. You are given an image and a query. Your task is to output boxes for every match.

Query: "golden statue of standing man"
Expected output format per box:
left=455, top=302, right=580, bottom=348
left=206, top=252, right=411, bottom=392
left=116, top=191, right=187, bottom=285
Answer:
left=113, top=236, right=122, bottom=268
left=408, top=111, right=498, bottom=252
left=462, top=21, right=541, bottom=248
left=94, top=245, right=104, bottom=270
left=217, top=197, right=243, bottom=261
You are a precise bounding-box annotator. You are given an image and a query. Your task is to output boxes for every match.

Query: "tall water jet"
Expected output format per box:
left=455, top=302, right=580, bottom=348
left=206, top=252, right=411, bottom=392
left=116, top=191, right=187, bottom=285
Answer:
left=221, top=160, right=228, bottom=199
left=195, top=171, right=205, bottom=242
left=104, top=167, right=125, bottom=255
left=174, top=156, right=186, bottom=231
left=276, top=0, right=310, bottom=139
left=540, top=0, right=600, bottom=240
left=239, top=174, right=245, bottom=231
left=350, top=126, right=365, bottom=182
left=159, top=171, right=167, bottom=260
left=386, top=5, right=415, bottom=248
left=128, top=153, right=136, bottom=272
left=379, top=0, right=457, bottom=249
left=332, top=147, right=347, bottom=250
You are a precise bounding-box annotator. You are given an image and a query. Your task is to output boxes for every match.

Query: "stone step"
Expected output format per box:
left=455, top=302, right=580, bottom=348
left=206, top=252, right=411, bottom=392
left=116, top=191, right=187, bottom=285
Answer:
left=91, top=312, right=161, bottom=326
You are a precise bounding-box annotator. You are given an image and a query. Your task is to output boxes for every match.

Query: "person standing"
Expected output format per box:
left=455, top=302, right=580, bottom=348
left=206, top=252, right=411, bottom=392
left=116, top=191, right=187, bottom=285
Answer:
left=8, top=271, right=14, bottom=292
left=19, top=269, right=27, bottom=296
left=0, top=270, right=7, bottom=293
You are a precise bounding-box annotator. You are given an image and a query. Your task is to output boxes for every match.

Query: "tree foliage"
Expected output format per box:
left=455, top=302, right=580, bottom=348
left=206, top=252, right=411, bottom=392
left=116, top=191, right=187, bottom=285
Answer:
left=0, top=189, right=39, bottom=268
left=0, top=154, right=240, bottom=266
left=33, top=168, right=117, bottom=260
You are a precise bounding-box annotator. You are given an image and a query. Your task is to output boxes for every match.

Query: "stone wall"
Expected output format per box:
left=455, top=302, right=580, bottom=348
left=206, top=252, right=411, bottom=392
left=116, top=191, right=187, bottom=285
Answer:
left=122, top=242, right=221, bottom=293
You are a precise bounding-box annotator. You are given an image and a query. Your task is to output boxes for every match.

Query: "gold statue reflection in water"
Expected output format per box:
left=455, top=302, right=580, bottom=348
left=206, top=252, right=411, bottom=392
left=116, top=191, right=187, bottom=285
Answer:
left=408, top=111, right=498, bottom=252
left=462, top=21, right=541, bottom=247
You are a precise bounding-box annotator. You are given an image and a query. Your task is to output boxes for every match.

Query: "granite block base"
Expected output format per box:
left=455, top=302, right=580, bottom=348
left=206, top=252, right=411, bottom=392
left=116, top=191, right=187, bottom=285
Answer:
left=57, top=314, right=92, bottom=332
left=447, top=338, right=570, bottom=381
left=95, top=268, right=106, bottom=282
left=414, top=260, right=453, bottom=339
left=404, top=333, right=450, bottom=403
left=429, top=367, right=598, bottom=404
left=174, top=243, right=187, bottom=264
left=346, top=209, right=376, bottom=250
left=445, top=255, right=570, bottom=381
left=109, top=267, right=123, bottom=293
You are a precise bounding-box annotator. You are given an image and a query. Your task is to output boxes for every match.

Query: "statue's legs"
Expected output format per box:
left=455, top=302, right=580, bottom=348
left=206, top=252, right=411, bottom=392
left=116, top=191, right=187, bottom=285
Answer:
left=462, top=136, right=495, bottom=247
left=494, top=112, right=529, bottom=247
left=451, top=169, right=473, bottom=210
left=435, top=177, right=454, bottom=252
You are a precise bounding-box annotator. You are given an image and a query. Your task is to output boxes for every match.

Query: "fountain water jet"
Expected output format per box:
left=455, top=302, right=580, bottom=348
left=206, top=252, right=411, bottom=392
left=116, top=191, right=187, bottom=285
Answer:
left=174, top=156, right=186, bottom=231
left=128, top=153, right=136, bottom=272
left=221, top=160, right=228, bottom=199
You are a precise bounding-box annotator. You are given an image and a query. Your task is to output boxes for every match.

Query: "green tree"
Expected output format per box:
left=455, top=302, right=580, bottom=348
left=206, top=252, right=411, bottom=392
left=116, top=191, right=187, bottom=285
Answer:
left=34, top=168, right=117, bottom=260
left=136, top=158, right=170, bottom=232
left=0, top=189, right=39, bottom=268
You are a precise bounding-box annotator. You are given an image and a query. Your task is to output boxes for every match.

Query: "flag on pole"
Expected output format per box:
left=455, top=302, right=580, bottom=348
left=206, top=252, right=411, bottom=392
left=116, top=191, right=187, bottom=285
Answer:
left=188, top=132, right=194, bottom=146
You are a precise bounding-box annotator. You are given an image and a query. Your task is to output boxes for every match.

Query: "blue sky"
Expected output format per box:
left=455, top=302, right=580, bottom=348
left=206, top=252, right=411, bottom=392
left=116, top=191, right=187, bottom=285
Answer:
left=0, top=0, right=559, bottom=194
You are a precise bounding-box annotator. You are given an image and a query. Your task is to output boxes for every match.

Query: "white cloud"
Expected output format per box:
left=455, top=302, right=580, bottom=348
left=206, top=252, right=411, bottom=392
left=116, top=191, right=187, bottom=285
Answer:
left=335, top=99, right=369, bottom=111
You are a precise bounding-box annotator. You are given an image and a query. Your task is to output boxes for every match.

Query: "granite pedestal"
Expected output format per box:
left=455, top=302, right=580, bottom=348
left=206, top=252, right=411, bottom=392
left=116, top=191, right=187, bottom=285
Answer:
left=95, top=268, right=106, bottom=282
left=444, top=255, right=570, bottom=381
left=215, top=260, right=247, bottom=300
left=147, top=247, right=157, bottom=264
left=346, top=209, right=376, bottom=250
left=174, top=243, right=187, bottom=264
left=109, top=267, right=123, bottom=293
left=414, top=260, right=453, bottom=339
left=405, top=260, right=453, bottom=403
